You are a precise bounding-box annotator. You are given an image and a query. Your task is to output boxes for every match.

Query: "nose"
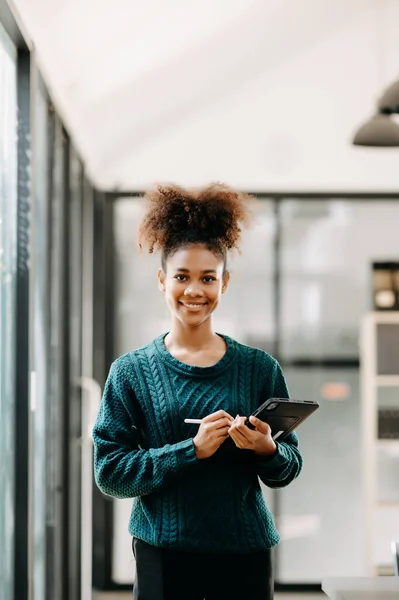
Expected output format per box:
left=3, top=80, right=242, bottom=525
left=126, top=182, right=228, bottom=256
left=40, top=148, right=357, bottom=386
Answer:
left=184, top=282, right=204, bottom=297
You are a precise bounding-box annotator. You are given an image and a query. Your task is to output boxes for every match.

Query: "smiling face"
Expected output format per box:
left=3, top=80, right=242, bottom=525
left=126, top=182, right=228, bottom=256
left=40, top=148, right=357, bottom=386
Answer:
left=158, top=244, right=230, bottom=329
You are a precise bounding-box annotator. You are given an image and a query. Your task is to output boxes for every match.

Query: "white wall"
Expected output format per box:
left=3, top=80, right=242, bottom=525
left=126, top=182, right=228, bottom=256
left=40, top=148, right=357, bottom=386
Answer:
left=11, top=0, right=399, bottom=191
left=112, top=0, right=399, bottom=191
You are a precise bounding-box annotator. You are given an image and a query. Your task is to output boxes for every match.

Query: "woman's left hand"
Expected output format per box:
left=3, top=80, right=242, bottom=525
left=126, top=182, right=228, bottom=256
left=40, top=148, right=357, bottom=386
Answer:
left=228, top=415, right=277, bottom=457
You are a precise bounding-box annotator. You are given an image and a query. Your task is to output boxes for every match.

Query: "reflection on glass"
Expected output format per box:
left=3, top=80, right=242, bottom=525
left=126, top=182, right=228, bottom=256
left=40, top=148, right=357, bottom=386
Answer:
left=32, top=76, right=50, bottom=600
left=277, top=367, right=365, bottom=582
left=0, top=23, right=17, bottom=600
left=280, top=200, right=399, bottom=360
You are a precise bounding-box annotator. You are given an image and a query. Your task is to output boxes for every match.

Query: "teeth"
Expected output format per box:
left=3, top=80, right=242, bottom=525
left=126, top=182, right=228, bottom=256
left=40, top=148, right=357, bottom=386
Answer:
left=183, top=303, right=204, bottom=308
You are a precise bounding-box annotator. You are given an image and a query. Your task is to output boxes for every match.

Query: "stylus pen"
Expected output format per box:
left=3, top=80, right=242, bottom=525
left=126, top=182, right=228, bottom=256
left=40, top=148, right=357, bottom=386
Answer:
left=184, top=418, right=203, bottom=424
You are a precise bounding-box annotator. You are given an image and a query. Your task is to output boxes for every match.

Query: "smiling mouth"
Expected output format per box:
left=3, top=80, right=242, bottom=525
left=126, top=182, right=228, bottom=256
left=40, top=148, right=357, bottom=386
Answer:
left=179, top=302, right=207, bottom=310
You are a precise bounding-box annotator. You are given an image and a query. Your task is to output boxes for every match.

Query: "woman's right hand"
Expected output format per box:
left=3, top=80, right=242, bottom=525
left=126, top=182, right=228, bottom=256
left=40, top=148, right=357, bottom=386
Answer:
left=192, top=410, right=234, bottom=460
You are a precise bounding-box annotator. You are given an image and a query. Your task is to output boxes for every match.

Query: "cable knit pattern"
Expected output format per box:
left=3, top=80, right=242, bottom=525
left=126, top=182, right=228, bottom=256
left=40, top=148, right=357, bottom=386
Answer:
left=93, top=334, right=303, bottom=554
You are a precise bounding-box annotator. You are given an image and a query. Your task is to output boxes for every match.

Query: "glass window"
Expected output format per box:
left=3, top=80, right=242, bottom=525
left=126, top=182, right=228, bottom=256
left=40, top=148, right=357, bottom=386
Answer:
left=214, top=201, right=275, bottom=350
left=67, top=147, right=84, bottom=597
left=280, top=200, right=399, bottom=360
left=277, top=367, right=365, bottom=582
left=0, top=21, right=18, bottom=600
left=31, top=74, right=50, bottom=600
left=277, top=198, right=399, bottom=581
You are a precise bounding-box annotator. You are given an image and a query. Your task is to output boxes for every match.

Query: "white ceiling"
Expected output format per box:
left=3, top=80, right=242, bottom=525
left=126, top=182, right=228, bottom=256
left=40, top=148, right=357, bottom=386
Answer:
left=9, top=0, right=399, bottom=191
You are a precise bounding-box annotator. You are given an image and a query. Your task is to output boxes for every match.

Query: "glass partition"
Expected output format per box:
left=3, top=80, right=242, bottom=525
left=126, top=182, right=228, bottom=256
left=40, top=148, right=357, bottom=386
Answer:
left=67, top=147, right=84, bottom=598
left=109, top=194, right=399, bottom=586
left=0, top=22, right=17, bottom=600
left=280, top=200, right=399, bottom=360
left=31, top=73, right=51, bottom=600
left=277, top=367, right=364, bottom=581
left=31, top=76, right=85, bottom=600
left=277, top=198, right=399, bottom=582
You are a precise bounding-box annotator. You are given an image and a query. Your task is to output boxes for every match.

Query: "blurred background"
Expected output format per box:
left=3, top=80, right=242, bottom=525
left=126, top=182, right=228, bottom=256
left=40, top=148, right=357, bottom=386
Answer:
left=1, top=1, right=399, bottom=599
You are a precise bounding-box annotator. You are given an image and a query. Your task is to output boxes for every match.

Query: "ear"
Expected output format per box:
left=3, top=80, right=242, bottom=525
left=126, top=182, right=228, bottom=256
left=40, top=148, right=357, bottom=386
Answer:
left=158, top=268, right=166, bottom=293
left=221, top=271, right=230, bottom=294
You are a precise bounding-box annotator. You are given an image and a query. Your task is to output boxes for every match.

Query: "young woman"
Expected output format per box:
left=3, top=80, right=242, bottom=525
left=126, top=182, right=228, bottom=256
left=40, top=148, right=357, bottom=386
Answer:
left=93, top=183, right=303, bottom=600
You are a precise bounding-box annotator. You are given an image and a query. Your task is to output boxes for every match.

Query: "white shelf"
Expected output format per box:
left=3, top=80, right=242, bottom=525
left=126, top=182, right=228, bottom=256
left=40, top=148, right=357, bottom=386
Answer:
left=376, top=500, right=399, bottom=508
left=376, top=375, right=399, bottom=387
left=376, top=566, right=397, bottom=577
left=360, top=311, right=399, bottom=577
left=366, top=311, right=399, bottom=323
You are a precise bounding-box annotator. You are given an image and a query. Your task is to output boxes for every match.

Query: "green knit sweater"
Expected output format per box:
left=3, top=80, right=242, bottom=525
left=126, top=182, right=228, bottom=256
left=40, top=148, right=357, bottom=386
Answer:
left=93, top=334, right=303, bottom=554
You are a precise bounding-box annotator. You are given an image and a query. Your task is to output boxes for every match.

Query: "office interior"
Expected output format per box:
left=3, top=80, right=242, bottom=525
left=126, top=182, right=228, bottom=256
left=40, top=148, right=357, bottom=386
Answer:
left=1, top=1, right=399, bottom=599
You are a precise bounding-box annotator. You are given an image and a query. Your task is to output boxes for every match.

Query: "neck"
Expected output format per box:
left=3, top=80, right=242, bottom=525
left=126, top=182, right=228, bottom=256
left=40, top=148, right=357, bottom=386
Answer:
left=166, top=319, right=218, bottom=352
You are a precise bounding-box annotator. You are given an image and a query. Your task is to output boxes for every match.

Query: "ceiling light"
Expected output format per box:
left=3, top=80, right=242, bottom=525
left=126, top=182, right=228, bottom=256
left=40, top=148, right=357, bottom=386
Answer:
left=378, top=80, right=399, bottom=111
left=352, top=112, right=399, bottom=147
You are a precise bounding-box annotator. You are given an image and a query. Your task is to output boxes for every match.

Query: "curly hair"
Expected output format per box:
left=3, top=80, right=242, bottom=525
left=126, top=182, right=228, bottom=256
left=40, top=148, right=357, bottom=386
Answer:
left=138, top=183, right=253, bottom=268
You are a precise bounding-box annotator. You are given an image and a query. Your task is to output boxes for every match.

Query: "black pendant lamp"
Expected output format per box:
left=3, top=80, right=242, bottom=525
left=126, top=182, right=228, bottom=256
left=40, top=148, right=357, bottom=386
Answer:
left=352, top=111, right=399, bottom=147
left=352, top=79, right=399, bottom=147
left=378, top=80, right=399, bottom=111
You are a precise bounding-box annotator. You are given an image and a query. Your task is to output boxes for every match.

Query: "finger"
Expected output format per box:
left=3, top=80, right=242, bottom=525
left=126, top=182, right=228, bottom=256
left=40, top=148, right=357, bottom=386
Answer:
left=212, top=432, right=231, bottom=447
left=211, top=425, right=230, bottom=437
left=213, top=417, right=234, bottom=429
left=206, top=418, right=234, bottom=432
left=229, top=427, right=250, bottom=447
left=203, top=419, right=232, bottom=434
left=229, top=415, right=238, bottom=427
left=228, top=428, right=241, bottom=446
left=235, top=418, right=256, bottom=441
left=203, top=410, right=233, bottom=423
left=228, top=429, right=246, bottom=448
left=228, top=417, right=246, bottom=431
left=208, top=423, right=231, bottom=437
left=249, top=416, right=271, bottom=435
left=215, top=437, right=230, bottom=451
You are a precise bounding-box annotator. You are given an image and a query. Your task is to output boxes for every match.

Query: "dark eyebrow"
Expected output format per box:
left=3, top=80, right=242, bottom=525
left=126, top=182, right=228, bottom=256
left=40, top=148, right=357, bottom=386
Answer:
left=175, top=268, right=217, bottom=274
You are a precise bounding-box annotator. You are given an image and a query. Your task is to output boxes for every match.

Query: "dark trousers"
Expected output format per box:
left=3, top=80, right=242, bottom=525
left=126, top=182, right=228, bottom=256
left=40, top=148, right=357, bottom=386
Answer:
left=132, top=537, right=273, bottom=600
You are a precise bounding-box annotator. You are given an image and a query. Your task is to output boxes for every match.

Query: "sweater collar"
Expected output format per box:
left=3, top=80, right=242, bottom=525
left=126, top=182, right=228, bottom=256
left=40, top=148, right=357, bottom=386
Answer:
left=153, top=333, right=237, bottom=377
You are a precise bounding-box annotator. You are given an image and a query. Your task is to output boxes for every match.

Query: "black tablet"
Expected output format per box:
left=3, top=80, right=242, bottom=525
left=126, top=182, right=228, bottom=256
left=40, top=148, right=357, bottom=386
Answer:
left=245, top=397, right=319, bottom=441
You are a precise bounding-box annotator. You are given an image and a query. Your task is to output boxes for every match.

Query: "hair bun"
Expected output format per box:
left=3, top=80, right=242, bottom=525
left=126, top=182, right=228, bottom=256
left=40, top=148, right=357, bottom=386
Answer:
left=138, top=183, right=253, bottom=256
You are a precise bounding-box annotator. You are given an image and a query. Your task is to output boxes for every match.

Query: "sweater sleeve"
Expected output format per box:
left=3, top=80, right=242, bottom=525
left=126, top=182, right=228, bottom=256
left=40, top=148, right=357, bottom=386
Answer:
left=92, top=358, right=198, bottom=499
left=256, top=359, right=303, bottom=488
